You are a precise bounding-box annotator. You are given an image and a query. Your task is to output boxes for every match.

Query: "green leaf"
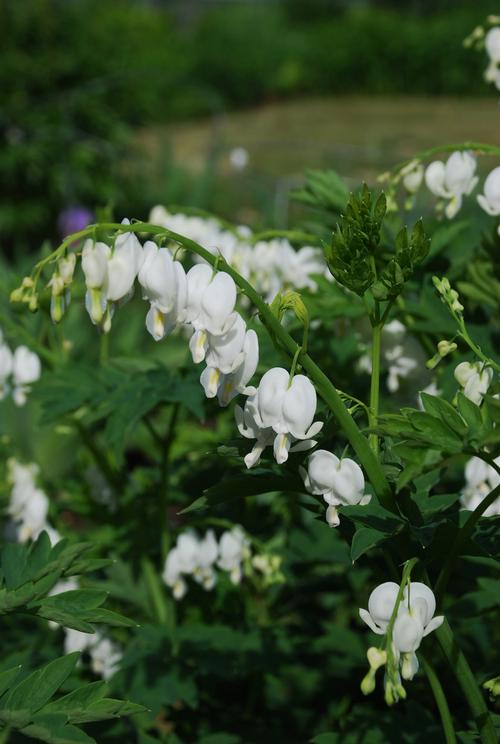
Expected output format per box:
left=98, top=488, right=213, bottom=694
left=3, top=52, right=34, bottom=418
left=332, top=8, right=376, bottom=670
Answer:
left=181, top=472, right=304, bottom=514
left=351, top=527, right=390, bottom=562
left=20, top=713, right=95, bottom=744
left=30, top=590, right=108, bottom=613
left=456, top=392, right=484, bottom=437
left=419, top=393, right=468, bottom=436
left=1, top=653, right=80, bottom=716
left=42, top=682, right=145, bottom=725
left=0, top=666, right=23, bottom=699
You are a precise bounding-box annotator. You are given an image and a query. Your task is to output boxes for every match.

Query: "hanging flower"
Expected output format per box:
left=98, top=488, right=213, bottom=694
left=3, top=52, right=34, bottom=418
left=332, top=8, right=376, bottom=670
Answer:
left=484, top=27, right=500, bottom=89
left=301, top=449, right=370, bottom=527
left=186, top=265, right=238, bottom=364
left=238, top=367, right=323, bottom=466
left=138, top=241, right=188, bottom=340
left=217, top=526, right=250, bottom=585
left=82, top=239, right=111, bottom=324
left=425, top=151, right=478, bottom=218
left=401, top=160, right=424, bottom=195
left=461, top=456, right=500, bottom=516
left=477, top=167, right=500, bottom=233
left=200, top=316, right=259, bottom=404
left=454, top=361, right=493, bottom=405
left=106, top=220, right=143, bottom=303
left=11, top=346, right=41, bottom=406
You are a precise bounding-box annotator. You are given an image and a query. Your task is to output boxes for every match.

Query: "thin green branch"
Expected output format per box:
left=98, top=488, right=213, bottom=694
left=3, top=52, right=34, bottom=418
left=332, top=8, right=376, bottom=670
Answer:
left=368, top=322, right=382, bottom=456
left=435, top=620, right=497, bottom=744
left=421, top=653, right=457, bottom=744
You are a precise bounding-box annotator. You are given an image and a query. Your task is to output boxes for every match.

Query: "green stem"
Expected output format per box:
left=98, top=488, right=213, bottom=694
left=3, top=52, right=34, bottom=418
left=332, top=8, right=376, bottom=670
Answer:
left=420, top=653, right=457, bottom=744
left=141, top=556, right=168, bottom=624
left=435, top=482, right=500, bottom=600
left=368, top=322, right=382, bottom=456
left=435, top=620, right=497, bottom=744
left=74, top=420, right=122, bottom=492
left=159, top=403, right=180, bottom=561
left=391, top=141, right=500, bottom=178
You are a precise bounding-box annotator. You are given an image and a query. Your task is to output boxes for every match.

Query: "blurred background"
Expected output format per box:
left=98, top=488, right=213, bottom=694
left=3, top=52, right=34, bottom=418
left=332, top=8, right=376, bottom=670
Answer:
left=1, top=0, right=498, bottom=258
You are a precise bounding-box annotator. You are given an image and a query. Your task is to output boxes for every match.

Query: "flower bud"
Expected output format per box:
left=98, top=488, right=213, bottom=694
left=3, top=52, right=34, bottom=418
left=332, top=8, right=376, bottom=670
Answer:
left=367, top=646, right=387, bottom=671
left=50, top=295, right=65, bottom=324
left=401, top=652, right=419, bottom=680
left=361, top=669, right=376, bottom=695
left=437, top=340, right=457, bottom=357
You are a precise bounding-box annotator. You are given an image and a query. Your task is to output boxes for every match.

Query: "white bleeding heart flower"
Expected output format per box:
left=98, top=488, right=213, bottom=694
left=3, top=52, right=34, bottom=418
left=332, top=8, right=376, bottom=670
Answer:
left=205, top=313, right=247, bottom=375
left=11, top=346, right=41, bottom=406
left=162, top=529, right=221, bottom=599
left=215, top=329, right=259, bottom=406
left=485, top=26, right=500, bottom=63
left=392, top=609, right=425, bottom=654
left=185, top=265, right=238, bottom=338
left=454, top=361, right=493, bottom=405
left=192, top=530, right=219, bottom=590
left=359, top=581, right=400, bottom=635
left=64, top=627, right=92, bottom=656
left=200, top=318, right=259, bottom=402
left=401, top=161, right=424, bottom=194
left=139, top=241, right=188, bottom=340
left=16, top=488, right=49, bottom=542
left=82, top=239, right=111, bottom=323
left=217, top=526, right=250, bottom=585
left=82, top=240, right=110, bottom=289
left=425, top=151, right=478, bottom=219
left=235, top=395, right=275, bottom=469
left=106, top=220, right=143, bottom=303
left=301, top=449, right=370, bottom=527
left=89, top=634, right=122, bottom=680
left=236, top=368, right=322, bottom=467
left=360, top=581, right=443, bottom=653
left=461, top=456, right=500, bottom=517
left=162, top=547, right=188, bottom=600
left=477, top=167, right=500, bottom=222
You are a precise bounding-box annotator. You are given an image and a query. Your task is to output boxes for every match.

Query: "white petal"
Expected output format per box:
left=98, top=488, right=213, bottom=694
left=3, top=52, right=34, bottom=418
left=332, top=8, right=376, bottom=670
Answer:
left=422, top=615, right=444, bottom=637
left=425, top=161, right=449, bottom=198
left=280, top=374, right=316, bottom=438
left=359, top=608, right=385, bottom=635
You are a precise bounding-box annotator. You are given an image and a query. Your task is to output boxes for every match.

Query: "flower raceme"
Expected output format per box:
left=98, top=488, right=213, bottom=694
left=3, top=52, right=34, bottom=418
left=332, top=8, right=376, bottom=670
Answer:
left=301, top=450, right=370, bottom=527
left=162, top=527, right=265, bottom=599
left=425, top=151, right=478, bottom=218
left=235, top=367, right=323, bottom=468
